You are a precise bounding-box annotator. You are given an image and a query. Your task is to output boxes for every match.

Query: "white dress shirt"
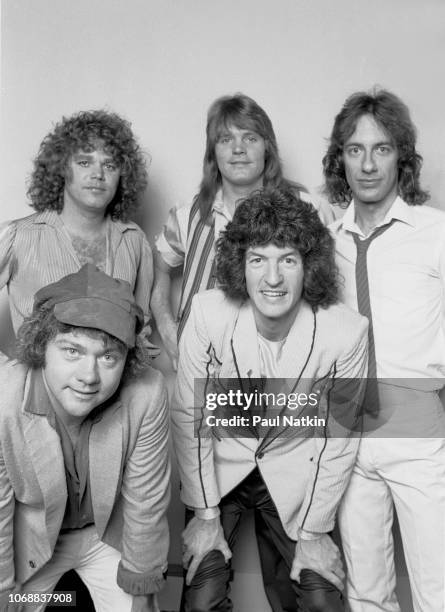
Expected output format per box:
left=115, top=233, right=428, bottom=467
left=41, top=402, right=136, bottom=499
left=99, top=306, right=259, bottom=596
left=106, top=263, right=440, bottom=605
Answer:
left=330, top=196, right=445, bottom=386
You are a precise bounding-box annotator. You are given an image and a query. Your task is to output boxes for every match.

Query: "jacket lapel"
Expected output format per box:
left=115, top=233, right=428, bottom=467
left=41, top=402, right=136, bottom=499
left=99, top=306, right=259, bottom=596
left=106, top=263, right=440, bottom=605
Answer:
left=89, top=401, right=124, bottom=537
left=227, top=302, right=261, bottom=379
left=23, top=415, right=66, bottom=553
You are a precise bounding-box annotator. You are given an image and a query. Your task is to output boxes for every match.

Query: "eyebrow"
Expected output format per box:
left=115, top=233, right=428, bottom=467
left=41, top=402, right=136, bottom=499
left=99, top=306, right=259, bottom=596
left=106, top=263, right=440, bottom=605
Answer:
left=54, top=338, right=123, bottom=355
left=72, top=151, right=117, bottom=161
left=344, top=140, right=394, bottom=147
left=247, top=248, right=298, bottom=257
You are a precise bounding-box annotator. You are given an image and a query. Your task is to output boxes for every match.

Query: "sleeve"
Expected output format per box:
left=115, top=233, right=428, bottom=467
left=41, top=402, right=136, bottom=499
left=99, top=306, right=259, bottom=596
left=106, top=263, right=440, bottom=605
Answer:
left=0, top=221, right=17, bottom=292
left=0, top=433, right=16, bottom=598
left=132, top=233, right=161, bottom=358
left=116, top=374, right=170, bottom=595
left=154, top=206, right=187, bottom=268
left=171, top=295, right=221, bottom=510
left=133, top=232, right=153, bottom=321
left=296, top=317, right=368, bottom=534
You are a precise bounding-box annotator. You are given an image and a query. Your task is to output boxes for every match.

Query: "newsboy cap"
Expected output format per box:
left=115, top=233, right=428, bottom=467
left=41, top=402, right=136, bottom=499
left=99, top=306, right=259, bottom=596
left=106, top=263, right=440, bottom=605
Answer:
left=33, top=264, right=144, bottom=347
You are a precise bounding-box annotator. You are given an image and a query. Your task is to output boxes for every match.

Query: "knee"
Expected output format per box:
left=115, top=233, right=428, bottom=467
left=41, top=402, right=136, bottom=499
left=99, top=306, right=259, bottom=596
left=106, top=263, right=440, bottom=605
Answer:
left=298, top=569, right=344, bottom=612
left=182, top=550, right=232, bottom=612
left=302, top=591, right=344, bottom=612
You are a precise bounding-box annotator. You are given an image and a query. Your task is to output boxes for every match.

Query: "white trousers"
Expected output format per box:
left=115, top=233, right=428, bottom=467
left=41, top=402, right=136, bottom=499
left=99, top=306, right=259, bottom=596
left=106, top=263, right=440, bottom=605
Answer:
left=19, top=525, right=135, bottom=612
left=339, top=435, right=445, bottom=612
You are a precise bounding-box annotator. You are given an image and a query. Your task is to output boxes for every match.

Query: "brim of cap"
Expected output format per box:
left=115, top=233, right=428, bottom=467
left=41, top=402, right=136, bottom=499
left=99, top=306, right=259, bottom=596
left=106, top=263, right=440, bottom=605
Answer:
left=54, top=298, right=136, bottom=347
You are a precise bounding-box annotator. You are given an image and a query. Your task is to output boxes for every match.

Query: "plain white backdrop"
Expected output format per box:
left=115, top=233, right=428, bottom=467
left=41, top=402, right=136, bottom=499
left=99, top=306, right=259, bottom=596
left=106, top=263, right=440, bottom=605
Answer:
left=1, top=1, right=444, bottom=609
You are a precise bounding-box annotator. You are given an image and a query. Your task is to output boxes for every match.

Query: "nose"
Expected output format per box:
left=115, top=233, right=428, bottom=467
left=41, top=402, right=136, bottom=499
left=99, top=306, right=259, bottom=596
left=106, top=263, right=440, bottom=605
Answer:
left=76, top=357, right=100, bottom=386
left=91, top=162, right=105, bottom=180
left=361, top=150, right=377, bottom=173
left=265, top=262, right=283, bottom=286
left=232, top=136, right=246, bottom=154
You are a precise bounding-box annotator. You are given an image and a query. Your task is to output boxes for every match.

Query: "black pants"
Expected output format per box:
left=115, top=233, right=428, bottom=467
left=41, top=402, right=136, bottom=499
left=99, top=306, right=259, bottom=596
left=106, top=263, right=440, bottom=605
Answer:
left=181, top=468, right=344, bottom=612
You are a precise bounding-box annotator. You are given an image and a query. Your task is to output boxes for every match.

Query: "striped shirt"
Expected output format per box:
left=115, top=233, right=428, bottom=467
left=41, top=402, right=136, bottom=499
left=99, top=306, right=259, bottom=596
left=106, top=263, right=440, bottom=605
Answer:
left=0, top=210, right=153, bottom=332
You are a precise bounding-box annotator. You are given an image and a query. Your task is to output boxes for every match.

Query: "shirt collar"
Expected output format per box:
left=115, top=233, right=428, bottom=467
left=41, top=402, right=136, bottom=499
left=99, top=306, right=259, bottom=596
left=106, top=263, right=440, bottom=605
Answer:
left=339, top=196, right=416, bottom=236
left=24, top=368, right=57, bottom=427
left=211, top=188, right=233, bottom=220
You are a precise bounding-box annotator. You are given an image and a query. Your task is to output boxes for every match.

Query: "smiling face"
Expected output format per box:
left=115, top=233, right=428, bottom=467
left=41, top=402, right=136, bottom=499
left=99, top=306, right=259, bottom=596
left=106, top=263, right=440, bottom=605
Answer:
left=343, top=114, right=399, bottom=213
left=63, top=146, right=121, bottom=217
left=214, top=124, right=266, bottom=191
left=43, top=331, right=127, bottom=427
left=245, top=244, right=304, bottom=340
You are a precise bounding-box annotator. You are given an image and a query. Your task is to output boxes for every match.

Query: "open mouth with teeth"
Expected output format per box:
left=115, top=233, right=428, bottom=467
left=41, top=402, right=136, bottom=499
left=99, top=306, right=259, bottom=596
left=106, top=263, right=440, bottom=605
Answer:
left=261, top=291, right=287, bottom=297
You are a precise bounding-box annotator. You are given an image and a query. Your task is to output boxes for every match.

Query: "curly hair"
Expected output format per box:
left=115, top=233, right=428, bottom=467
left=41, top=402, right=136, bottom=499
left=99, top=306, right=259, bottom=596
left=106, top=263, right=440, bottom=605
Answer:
left=27, top=110, right=148, bottom=220
left=216, top=188, right=338, bottom=309
left=196, top=93, right=305, bottom=221
left=322, top=89, right=429, bottom=207
left=15, top=306, right=151, bottom=382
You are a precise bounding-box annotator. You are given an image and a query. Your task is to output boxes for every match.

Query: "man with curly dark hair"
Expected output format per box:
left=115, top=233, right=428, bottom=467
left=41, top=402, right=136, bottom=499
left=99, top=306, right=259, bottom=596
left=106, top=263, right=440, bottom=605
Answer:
left=0, top=110, right=154, bottom=338
left=172, top=189, right=369, bottom=612
left=151, top=93, right=334, bottom=369
left=0, top=265, right=170, bottom=612
left=324, top=89, right=445, bottom=612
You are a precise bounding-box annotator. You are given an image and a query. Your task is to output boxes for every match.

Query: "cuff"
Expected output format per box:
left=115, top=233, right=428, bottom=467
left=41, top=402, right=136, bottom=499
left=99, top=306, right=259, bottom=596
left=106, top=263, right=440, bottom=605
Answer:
left=194, top=506, right=220, bottom=520
left=116, top=561, right=166, bottom=595
left=298, top=528, right=324, bottom=541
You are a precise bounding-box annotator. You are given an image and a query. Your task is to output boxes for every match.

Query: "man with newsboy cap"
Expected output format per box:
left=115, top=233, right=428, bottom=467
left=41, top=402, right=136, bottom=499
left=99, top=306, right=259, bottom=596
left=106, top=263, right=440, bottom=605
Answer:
left=0, top=264, right=170, bottom=612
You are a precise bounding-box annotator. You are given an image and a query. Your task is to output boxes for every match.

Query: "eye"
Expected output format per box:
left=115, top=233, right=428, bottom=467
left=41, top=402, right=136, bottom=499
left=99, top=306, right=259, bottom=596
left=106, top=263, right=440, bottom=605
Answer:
left=376, top=145, right=391, bottom=155
left=346, top=146, right=361, bottom=157
left=63, top=347, right=79, bottom=358
left=248, top=256, right=263, bottom=265
left=245, top=135, right=258, bottom=143
left=282, top=256, right=299, bottom=267
left=105, top=162, right=118, bottom=171
left=77, top=160, right=89, bottom=167
left=218, top=135, right=231, bottom=144
left=101, top=352, right=119, bottom=366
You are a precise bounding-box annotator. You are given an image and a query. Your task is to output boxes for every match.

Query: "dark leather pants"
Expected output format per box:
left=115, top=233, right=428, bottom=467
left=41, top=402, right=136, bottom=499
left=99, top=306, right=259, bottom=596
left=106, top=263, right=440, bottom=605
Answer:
left=181, top=468, right=344, bottom=612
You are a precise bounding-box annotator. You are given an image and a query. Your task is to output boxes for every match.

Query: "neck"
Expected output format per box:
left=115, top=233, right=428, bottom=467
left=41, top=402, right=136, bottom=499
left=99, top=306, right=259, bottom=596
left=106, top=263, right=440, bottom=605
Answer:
left=254, top=308, right=299, bottom=342
left=354, top=197, right=397, bottom=236
left=60, top=204, right=107, bottom=239
left=222, top=179, right=263, bottom=216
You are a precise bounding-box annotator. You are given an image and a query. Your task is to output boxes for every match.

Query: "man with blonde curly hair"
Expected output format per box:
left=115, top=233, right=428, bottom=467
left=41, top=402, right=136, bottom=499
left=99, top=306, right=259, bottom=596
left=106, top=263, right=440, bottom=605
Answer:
left=0, top=110, right=153, bottom=337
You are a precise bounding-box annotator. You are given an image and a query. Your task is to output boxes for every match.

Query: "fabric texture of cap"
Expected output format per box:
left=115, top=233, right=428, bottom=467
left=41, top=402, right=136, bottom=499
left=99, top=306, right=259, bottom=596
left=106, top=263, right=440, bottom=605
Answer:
left=33, top=264, right=144, bottom=347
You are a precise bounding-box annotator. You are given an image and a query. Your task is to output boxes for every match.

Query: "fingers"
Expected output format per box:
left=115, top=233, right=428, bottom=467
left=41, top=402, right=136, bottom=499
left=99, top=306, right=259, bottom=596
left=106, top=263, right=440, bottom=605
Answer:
left=290, top=560, right=302, bottom=583
left=185, top=555, right=202, bottom=585
left=319, top=569, right=344, bottom=592
left=217, top=540, right=232, bottom=563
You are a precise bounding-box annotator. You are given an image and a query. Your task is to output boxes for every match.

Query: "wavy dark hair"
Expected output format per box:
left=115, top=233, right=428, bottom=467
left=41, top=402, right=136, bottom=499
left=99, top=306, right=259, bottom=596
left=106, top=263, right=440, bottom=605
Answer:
left=196, top=93, right=305, bottom=222
left=216, top=188, right=338, bottom=309
left=15, top=306, right=151, bottom=382
left=27, top=110, right=148, bottom=220
left=322, top=89, right=429, bottom=207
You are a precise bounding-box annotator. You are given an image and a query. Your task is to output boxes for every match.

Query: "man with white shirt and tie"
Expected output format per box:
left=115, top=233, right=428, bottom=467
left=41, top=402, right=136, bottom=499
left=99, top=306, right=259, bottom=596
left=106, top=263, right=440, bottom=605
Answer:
left=324, top=88, right=445, bottom=612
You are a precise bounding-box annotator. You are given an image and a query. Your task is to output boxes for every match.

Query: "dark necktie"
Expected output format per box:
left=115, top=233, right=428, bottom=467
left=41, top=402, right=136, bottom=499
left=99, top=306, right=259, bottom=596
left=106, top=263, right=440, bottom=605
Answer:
left=352, top=220, right=394, bottom=415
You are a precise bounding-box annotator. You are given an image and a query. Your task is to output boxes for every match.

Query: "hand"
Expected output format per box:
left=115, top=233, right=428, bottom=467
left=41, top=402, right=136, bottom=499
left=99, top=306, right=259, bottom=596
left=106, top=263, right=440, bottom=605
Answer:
left=130, top=593, right=160, bottom=612
left=182, top=516, right=232, bottom=585
left=290, top=534, right=344, bottom=591
left=160, top=320, right=179, bottom=371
